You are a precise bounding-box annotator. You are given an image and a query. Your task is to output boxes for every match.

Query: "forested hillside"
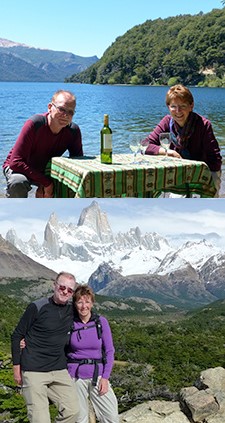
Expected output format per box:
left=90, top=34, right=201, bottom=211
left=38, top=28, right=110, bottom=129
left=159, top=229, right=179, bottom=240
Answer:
left=66, top=8, right=225, bottom=86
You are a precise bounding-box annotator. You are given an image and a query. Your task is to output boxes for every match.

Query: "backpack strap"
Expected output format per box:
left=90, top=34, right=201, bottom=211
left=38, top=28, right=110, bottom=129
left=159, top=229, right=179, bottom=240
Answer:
left=72, top=314, right=103, bottom=339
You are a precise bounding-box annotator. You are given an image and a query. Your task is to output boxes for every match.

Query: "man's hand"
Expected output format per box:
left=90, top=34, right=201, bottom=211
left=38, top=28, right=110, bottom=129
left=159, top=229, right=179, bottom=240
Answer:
left=43, top=182, right=54, bottom=198
left=13, top=364, right=22, bottom=386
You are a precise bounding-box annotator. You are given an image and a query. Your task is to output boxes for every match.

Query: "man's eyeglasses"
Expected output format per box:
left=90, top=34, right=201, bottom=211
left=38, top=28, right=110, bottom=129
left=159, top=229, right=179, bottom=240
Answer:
left=56, top=283, right=75, bottom=295
left=52, top=102, right=75, bottom=117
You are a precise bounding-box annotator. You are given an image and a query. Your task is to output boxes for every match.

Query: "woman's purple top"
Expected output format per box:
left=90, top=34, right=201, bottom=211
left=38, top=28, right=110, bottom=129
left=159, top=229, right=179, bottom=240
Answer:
left=67, top=315, right=115, bottom=380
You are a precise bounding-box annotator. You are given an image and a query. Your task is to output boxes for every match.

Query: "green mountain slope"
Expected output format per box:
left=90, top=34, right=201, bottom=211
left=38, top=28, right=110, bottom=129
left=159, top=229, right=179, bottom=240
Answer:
left=67, top=8, right=225, bottom=86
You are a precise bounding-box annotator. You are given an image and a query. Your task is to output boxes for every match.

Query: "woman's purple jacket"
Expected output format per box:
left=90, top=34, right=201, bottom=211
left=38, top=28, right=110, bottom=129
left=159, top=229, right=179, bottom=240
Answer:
left=67, top=314, right=115, bottom=381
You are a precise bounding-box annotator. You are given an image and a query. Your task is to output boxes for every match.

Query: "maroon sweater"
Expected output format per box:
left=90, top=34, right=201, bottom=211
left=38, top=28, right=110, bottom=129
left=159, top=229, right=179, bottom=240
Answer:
left=142, top=113, right=222, bottom=172
left=3, top=113, right=83, bottom=187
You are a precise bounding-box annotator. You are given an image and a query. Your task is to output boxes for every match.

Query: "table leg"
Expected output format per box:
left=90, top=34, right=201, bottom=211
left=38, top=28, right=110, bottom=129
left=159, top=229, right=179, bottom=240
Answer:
left=185, top=183, right=190, bottom=198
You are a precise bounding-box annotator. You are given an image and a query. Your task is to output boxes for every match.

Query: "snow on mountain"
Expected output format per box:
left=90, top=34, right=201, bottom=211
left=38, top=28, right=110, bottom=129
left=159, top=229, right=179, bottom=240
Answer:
left=154, top=251, right=190, bottom=275
left=154, top=239, right=221, bottom=276
left=0, top=37, right=29, bottom=48
left=4, top=201, right=223, bottom=284
left=176, top=240, right=220, bottom=270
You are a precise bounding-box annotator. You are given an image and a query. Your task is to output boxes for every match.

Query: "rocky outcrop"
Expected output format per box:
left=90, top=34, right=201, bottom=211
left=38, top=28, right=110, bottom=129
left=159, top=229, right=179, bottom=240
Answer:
left=88, top=262, right=122, bottom=292
left=115, top=228, right=170, bottom=251
left=78, top=200, right=114, bottom=243
left=119, top=367, right=225, bottom=423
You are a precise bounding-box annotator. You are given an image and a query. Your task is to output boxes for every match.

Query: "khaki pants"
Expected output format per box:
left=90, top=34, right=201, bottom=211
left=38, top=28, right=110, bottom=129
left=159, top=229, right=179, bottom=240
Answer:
left=22, top=370, right=79, bottom=423
left=73, top=377, right=119, bottom=423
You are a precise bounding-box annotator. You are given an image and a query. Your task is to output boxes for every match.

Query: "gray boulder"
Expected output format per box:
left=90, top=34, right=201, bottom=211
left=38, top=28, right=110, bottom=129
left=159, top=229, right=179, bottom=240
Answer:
left=119, top=367, right=225, bottom=423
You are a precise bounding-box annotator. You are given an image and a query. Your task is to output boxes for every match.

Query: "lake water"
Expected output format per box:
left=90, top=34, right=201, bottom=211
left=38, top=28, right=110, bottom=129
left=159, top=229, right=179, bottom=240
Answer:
left=0, top=82, right=225, bottom=196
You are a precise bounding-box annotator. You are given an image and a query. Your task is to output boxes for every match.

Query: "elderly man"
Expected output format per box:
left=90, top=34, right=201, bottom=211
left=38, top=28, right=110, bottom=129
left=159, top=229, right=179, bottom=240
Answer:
left=11, top=271, right=79, bottom=423
left=3, top=90, right=83, bottom=197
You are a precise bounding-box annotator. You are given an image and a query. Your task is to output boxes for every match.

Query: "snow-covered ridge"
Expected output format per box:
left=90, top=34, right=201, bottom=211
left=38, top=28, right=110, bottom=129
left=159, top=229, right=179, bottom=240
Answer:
left=4, top=201, right=223, bottom=284
left=0, top=37, right=29, bottom=48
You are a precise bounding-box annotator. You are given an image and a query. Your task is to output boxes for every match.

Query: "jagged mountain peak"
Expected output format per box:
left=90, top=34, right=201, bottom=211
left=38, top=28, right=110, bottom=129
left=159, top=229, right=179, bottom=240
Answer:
left=5, top=228, right=26, bottom=252
left=180, top=239, right=213, bottom=249
left=115, top=228, right=170, bottom=252
left=78, top=200, right=113, bottom=243
left=176, top=239, right=219, bottom=270
left=48, top=212, right=59, bottom=226
left=155, top=238, right=219, bottom=276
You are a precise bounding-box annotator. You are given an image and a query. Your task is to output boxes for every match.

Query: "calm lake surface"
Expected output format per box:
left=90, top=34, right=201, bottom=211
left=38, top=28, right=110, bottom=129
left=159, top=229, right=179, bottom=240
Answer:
left=0, top=82, right=225, bottom=196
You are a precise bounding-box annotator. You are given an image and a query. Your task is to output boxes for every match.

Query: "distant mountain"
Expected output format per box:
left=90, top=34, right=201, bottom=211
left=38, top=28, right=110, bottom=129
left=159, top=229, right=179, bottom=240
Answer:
left=0, top=37, right=99, bottom=81
left=92, top=267, right=216, bottom=308
left=0, top=235, right=57, bottom=301
left=66, top=8, right=225, bottom=86
left=167, top=232, right=222, bottom=248
left=3, top=200, right=225, bottom=308
left=0, top=235, right=56, bottom=279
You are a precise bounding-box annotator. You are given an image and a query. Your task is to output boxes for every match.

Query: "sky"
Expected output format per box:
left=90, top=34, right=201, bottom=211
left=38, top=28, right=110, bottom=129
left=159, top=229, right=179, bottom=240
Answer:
left=1, top=0, right=223, bottom=58
left=1, top=198, right=225, bottom=244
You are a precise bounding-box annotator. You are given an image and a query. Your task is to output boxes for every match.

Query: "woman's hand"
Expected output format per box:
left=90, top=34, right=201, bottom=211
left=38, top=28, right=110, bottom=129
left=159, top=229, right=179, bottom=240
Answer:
left=167, top=149, right=181, bottom=158
left=158, top=147, right=181, bottom=158
left=98, top=377, right=109, bottom=396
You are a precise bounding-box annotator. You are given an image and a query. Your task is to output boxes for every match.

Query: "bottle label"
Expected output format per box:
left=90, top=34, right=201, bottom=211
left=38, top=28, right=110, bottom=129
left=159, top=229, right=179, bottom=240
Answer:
left=103, top=134, right=112, bottom=150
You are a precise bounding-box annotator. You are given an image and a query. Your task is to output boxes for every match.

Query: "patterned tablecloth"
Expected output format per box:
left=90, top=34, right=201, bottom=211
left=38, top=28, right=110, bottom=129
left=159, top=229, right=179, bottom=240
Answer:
left=48, top=154, right=216, bottom=198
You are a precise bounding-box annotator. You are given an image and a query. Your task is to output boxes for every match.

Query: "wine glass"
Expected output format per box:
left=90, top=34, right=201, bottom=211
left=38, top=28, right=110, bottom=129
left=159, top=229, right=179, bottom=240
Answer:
left=159, top=133, right=172, bottom=158
left=129, top=139, right=141, bottom=163
left=139, top=143, right=148, bottom=164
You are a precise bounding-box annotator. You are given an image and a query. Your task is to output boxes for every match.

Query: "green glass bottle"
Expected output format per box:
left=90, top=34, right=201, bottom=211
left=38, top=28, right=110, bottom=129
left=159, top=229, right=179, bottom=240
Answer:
left=100, top=114, right=112, bottom=164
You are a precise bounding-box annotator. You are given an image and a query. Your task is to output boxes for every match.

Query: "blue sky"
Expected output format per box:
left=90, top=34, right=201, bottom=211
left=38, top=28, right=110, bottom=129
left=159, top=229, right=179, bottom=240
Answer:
left=1, top=0, right=223, bottom=58
left=1, top=199, right=225, bottom=243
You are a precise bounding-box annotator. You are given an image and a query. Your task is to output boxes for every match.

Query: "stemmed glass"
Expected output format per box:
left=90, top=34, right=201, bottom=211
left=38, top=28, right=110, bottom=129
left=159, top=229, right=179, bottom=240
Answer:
left=129, top=138, right=141, bottom=164
left=159, top=133, right=172, bottom=159
left=139, top=144, right=148, bottom=163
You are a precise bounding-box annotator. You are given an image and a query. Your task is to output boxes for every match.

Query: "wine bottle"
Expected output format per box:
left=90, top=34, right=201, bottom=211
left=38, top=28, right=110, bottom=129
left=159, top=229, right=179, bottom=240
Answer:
left=100, top=114, right=112, bottom=164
